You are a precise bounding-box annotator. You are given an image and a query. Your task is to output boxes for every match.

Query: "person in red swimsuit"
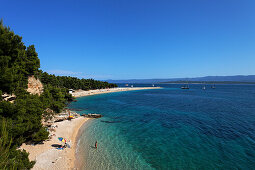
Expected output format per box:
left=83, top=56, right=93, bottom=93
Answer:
left=95, top=141, right=97, bottom=149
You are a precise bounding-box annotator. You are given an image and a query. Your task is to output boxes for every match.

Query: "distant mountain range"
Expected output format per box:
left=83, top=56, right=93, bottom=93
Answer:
left=106, top=75, right=255, bottom=84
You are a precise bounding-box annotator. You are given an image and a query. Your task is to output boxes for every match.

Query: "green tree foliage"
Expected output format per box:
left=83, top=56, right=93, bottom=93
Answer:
left=0, top=20, right=40, bottom=94
left=40, top=84, right=72, bottom=113
left=0, top=20, right=117, bottom=169
left=0, top=96, right=49, bottom=145
left=0, top=118, right=13, bottom=169
left=0, top=90, right=2, bottom=100
left=8, top=148, right=35, bottom=169
left=31, top=127, right=49, bottom=143
left=39, top=72, right=117, bottom=90
left=25, top=45, right=40, bottom=74
left=0, top=118, right=35, bottom=169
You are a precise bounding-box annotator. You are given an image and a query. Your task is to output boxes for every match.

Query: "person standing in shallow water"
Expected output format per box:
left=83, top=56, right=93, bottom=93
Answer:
left=95, top=141, right=97, bottom=148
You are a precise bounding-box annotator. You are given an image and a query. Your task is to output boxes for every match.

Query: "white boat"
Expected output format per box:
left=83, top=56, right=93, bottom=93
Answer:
left=181, top=82, right=189, bottom=89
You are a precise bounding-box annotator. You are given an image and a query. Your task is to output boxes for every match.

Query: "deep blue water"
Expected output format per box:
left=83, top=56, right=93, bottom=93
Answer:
left=69, top=84, right=255, bottom=169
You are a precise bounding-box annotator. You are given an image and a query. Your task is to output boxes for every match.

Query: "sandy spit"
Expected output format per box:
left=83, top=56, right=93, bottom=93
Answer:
left=72, top=87, right=162, bottom=98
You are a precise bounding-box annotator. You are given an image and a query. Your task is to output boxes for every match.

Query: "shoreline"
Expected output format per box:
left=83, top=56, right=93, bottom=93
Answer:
left=20, top=116, right=89, bottom=170
left=72, top=87, right=162, bottom=98
left=73, top=118, right=92, bottom=169
left=21, top=87, right=161, bottom=169
left=69, top=118, right=90, bottom=169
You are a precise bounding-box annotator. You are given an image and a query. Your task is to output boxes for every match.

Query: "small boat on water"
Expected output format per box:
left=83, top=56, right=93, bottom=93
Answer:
left=202, top=85, right=206, bottom=90
left=211, top=85, right=216, bottom=89
left=181, top=85, right=189, bottom=89
left=181, top=81, right=189, bottom=89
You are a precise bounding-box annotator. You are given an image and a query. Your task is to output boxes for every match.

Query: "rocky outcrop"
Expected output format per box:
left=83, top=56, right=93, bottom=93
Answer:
left=2, top=93, right=16, bottom=103
left=27, top=75, right=44, bottom=95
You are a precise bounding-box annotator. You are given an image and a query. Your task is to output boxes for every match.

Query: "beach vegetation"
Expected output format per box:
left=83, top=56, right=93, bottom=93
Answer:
left=0, top=90, right=2, bottom=100
left=0, top=20, right=117, bottom=169
left=0, top=118, right=35, bottom=169
left=39, top=71, right=117, bottom=90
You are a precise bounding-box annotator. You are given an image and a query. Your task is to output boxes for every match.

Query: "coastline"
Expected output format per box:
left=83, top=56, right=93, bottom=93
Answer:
left=69, top=117, right=89, bottom=169
left=20, top=87, right=161, bottom=169
left=72, top=87, right=162, bottom=98
left=20, top=116, right=89, bottom=170
left=73, top=118, right=92, bottom=169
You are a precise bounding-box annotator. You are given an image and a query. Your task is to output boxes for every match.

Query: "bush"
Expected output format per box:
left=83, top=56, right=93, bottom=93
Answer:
left=8, top=148, right=35, bottom=169
left=0, top=90, right=2, bottom=100
left=0, top=118, right=35, bottom=169
left=31, top=127, right=49, bottom=143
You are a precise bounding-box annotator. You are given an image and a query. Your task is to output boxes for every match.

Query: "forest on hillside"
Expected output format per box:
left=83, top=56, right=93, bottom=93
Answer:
left=39, top=71, right=117, bottom=90
left=0, top=20, right=117, bottom=169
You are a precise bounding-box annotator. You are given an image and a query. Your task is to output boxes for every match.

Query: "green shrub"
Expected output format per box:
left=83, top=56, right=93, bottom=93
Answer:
left=31, top=127, right=49, bottom=143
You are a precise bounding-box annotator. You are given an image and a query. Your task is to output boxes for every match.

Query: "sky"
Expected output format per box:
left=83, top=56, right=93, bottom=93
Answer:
left=1, top=0, right=255, bottom=80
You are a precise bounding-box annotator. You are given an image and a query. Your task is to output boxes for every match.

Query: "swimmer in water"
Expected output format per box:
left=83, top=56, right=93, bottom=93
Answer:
left=95, top=141, right=97, bottom=149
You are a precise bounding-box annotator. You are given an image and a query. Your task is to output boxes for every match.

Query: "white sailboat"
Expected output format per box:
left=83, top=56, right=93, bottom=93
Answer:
left=202, top=82, right=206, bottom=90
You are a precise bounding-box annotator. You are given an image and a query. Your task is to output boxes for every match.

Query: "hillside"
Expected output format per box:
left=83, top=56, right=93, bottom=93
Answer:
left=0, top=20, right=117, bottom=169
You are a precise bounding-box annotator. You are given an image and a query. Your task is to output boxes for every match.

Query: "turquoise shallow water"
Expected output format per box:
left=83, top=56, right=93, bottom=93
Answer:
left=69, top=84, right=255, bottom=169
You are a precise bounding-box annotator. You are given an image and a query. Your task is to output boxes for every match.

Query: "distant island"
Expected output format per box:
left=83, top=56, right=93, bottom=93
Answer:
left=106, top=75, right=255, bottom=84
left=160, top=81, right=255, bottom=84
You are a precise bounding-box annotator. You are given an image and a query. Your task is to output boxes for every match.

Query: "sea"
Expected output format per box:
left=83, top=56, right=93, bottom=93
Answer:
left=68, top=84, right=255, bottom=170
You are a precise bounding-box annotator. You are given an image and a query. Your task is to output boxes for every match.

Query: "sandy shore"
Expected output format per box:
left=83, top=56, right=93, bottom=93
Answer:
left=20, top=116, right=89, bottom=170
left=72, top=87, right=162, bottom=98
left=20, top=87, right=161, bottom=169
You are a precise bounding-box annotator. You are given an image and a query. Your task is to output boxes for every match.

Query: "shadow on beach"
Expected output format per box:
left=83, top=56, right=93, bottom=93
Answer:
left=25, top=141, right=44, bottom=145
left=51, top=144, right=63, bottom=148
left=90, top=145, right=97, bottom=149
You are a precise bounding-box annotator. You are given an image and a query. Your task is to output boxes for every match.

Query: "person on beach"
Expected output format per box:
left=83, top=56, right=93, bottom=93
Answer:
left=95, top=141, right=97, bottom=148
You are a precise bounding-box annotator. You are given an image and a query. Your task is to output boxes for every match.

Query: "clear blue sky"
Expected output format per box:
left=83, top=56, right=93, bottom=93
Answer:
left=1, top=0, right=255, bottom=80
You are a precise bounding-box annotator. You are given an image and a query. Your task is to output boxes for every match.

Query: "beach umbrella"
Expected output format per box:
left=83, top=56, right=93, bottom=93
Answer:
left=58, top=137, right=66, bottom=143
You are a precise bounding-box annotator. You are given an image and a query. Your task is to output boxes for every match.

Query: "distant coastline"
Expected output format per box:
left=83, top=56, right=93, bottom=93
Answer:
left=106, top=75, right=255, bottom=84
left=160, top=81, right=255, bottom=84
